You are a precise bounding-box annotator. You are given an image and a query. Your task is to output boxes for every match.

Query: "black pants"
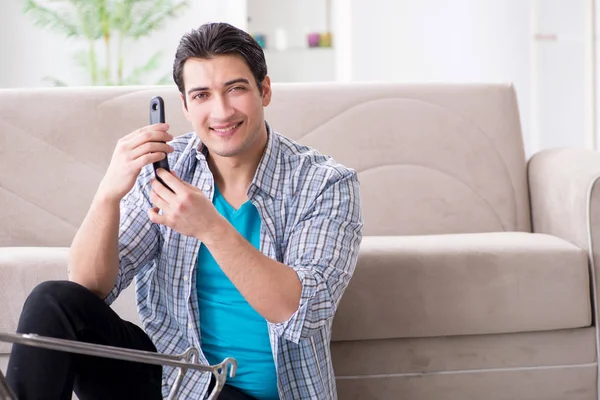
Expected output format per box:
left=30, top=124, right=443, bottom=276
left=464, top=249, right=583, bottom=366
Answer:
left=5, top=280, right=257, bottom=400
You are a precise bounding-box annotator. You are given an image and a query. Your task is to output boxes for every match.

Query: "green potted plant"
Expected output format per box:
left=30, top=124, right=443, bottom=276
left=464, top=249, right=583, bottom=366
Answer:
left=24, top=0, right=189, bottom=86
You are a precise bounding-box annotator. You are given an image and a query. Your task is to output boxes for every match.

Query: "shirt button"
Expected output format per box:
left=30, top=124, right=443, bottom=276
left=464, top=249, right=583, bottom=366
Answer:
left=203, top=184, right=211, bottom=191
left=188, top=323, right=192, bottom=330
left=183, top=275, right=188, bottom=282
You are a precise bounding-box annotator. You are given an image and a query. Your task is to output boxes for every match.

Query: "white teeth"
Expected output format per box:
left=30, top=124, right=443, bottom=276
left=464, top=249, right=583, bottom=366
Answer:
left=212, top=123, right=240, bottom=133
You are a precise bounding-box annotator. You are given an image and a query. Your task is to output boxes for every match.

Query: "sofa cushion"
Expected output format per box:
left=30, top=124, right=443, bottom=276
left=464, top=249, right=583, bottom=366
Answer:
left=266, top=83, right=531, bottom=236
left=1, top=84, right=531, bottom=247
left=332, top=232, right=591, bottom=341
left=0, top=247, right=140, bottom=354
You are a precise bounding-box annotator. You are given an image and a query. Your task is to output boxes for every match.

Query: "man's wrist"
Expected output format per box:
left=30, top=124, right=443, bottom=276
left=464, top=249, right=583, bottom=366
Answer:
left=94, top=187, right=122, bottom=208
left=95, top=180, right=124, bottom=205
left=197, top=214, right=231, bottom=246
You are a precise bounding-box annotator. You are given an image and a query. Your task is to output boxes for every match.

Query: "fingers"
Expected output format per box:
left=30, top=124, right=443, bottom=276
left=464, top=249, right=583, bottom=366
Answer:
left=152, top=173, right=178, bottom=201
left=147, top=207, right=164, bottom=225
left=149, top=184, right=170, bottom=209
left=132, top=152, right=168, bottom=170
left=122, top=123, right=170, bottom=141
left=127, top=125, right=173, bottom=150
left=130, top=141, right=174, bottom=161
left=156, top=168, right=186, bottom=193
left=117, top=124, right=174, bottom=170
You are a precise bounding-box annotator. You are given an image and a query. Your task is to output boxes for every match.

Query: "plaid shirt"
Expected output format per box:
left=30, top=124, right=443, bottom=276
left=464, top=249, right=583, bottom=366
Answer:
left=104, top=123, right=363, bottom=399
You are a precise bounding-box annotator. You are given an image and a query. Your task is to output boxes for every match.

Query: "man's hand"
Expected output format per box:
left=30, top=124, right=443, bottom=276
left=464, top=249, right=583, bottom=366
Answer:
left=148, top=169, right=223, bottom=239
left=150, top=170, right=302, bottom=323
left=98, top=124, right=174, bottom=202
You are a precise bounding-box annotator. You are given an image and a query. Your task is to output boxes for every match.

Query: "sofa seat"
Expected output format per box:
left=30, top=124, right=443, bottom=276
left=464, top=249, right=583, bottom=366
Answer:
left=332, top=232, right=592, bottom=341
left=0, top=247, right=140, bottom=376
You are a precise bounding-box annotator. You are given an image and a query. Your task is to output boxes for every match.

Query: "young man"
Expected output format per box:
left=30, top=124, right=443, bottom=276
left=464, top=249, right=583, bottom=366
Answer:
left=6, top=22, right=362, bottom=400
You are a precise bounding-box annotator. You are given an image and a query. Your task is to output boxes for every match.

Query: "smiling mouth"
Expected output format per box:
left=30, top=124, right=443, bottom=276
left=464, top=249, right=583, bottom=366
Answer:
left=210, top=122, right=243, bottom=135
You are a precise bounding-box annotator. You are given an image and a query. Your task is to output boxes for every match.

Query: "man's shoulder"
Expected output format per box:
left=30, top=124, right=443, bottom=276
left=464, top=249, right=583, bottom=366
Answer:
left=275, top=132, right=357, bottom=184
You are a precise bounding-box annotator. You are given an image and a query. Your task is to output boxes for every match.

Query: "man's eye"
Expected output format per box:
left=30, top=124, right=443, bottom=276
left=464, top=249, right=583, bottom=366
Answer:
left=193, top=93, right=209, bottom=100
left=230, top=86, right=246, bottom=92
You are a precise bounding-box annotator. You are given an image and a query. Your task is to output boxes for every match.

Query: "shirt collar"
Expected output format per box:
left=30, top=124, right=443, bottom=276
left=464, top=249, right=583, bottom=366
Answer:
left=250, top=121, right=282, bottom=199
left=191, top=121, right=282, bottom=199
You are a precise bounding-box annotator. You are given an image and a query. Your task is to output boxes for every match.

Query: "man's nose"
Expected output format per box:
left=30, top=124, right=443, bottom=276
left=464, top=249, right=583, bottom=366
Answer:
left=210, top=96, right=235, bottom=120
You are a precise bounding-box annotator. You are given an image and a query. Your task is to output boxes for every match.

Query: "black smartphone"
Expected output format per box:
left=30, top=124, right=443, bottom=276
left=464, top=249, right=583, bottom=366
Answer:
left=149, top=96, right=173, bottom=192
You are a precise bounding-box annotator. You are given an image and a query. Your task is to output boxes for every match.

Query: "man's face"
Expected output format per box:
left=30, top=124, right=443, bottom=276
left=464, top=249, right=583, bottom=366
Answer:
left=180, top=54, right=271, bottom=159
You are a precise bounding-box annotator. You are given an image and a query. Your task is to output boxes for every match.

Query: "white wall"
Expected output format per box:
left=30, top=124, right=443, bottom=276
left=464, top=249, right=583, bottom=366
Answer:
left=341, top=0, right=598, bottom=154
left=533, top=0, right=587, bottom=151
left=247, top=0, right=329, bottom=49
left=247, top=0, right=335, bottom=82
left=0, top=0, right=247, bottom=88
left=346, top=0, right=535, bottom=153
left=1, top=0, right=593, bottom=154
left=0, top=1, right=76, bottom=87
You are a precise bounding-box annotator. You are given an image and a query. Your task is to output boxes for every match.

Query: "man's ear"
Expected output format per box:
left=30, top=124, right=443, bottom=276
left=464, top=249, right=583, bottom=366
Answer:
left=180, top=93, right=191, bottom=121
left=261, top=76, right=272, bottom=107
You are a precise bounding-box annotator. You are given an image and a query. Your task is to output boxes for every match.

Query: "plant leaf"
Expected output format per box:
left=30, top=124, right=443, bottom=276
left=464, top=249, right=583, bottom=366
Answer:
left=156, top=71, right=173, bottom=85
left=23, top=0, right=80, bottom=37
left=71, top=48, right=90, bottom=70
left=42, top=76, right=69, bottom=86
left=72, top=0, right=104, bottom=40
left=122, top=50, right=164, bottom=85
left=129, top=0, right=189, bottom=39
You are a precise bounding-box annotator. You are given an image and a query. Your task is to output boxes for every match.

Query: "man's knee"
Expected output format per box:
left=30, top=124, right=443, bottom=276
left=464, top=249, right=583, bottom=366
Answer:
left=17, top=280, right=100, bottom=335
left=24, top=280, right=94, bottom=311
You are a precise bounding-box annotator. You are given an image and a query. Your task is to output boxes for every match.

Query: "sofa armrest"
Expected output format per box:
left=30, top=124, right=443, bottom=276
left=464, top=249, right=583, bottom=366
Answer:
left=528, top=148, right=600, bottom=250
left=0, top=247, right=69, bottom=353
left=529, top=148, right=600, bottom=333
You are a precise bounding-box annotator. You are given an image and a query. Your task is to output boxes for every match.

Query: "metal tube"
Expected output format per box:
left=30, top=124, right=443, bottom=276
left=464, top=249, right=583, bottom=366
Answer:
left=0, top=332, right=237, bottom=400
left=0, top=369, right=16, bottom=400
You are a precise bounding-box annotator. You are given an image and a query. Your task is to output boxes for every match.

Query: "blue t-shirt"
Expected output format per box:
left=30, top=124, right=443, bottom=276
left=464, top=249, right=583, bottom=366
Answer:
left=197, top=185, right=278, bottom=399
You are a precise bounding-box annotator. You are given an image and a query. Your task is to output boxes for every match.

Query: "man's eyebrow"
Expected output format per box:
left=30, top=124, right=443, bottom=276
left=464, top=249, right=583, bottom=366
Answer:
left=187, top=78, right=251, bottom=95
left=187, top=86, right=208, bottom=95
left=224, top=78, right=250, bottom=86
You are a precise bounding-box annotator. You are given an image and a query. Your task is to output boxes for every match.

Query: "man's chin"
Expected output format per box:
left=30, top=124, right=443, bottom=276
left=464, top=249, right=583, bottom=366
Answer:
left=207, top=144, right=246, bottom=158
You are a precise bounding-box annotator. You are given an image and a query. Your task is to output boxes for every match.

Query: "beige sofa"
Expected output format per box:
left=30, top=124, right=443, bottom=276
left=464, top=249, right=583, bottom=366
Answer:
left=1, top=83, right=599, bottom=399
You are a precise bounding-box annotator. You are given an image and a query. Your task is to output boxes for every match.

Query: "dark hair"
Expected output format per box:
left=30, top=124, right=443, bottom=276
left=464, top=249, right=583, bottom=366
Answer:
left=173, top=22, right=267, bottom=98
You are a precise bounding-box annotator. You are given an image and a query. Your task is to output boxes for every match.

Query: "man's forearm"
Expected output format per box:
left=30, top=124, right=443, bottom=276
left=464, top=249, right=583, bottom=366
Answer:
left=68, top=190, right=121, bottom=299
left=202, top=217, right=302, bottom=323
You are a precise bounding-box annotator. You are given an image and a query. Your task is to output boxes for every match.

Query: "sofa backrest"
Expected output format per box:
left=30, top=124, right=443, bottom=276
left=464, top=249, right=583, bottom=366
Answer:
left=0, top=83, right=530, bottom=246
